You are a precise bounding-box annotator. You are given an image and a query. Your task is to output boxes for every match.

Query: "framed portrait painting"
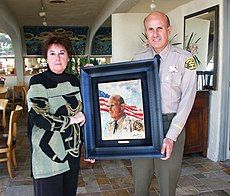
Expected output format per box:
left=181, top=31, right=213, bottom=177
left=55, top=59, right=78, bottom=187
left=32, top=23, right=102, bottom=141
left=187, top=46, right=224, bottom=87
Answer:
left=80, top=58, right=164, bottom=159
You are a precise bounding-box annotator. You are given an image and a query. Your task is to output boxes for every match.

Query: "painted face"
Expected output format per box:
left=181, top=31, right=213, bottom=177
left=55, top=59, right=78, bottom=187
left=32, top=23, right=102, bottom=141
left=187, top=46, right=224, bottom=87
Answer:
left=46, top=44, right=69, bottom=74
left=145, top=13, right=172, bottom=53
left=108, top=97, right=124, bottom=121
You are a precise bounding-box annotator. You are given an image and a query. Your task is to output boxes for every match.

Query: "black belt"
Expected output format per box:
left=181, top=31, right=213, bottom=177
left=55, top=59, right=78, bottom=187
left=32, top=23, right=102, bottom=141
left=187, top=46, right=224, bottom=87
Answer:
left=162, top=113, right=176, bottom=120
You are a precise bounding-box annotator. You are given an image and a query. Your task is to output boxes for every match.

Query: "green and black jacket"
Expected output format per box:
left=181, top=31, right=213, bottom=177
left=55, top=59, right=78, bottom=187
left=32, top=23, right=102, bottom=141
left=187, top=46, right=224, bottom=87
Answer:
left=27, top=69, right=82, bottom=179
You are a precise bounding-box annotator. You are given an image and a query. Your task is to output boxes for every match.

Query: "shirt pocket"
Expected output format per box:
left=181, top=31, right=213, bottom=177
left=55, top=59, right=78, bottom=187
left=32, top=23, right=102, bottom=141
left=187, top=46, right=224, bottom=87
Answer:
left=161, top=73, right=181, bottom=87
left=161, top=73, right=171, bottom=84
left=171, top=73, right=181, bottom=86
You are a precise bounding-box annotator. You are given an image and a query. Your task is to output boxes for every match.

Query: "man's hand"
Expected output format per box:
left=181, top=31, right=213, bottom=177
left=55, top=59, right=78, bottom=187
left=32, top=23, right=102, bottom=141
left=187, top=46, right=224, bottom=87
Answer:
left=161, top=138, right=174, bottom=160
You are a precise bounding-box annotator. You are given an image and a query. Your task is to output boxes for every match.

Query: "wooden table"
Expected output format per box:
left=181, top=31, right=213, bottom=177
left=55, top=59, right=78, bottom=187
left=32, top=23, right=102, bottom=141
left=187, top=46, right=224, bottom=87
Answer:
left=0, top=87, right=8, bottom=99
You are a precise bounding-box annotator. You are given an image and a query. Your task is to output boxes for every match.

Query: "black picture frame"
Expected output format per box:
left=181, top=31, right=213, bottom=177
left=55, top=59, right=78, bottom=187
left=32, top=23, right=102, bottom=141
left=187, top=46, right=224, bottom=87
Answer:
left=80, top=59, right=164, bottom=159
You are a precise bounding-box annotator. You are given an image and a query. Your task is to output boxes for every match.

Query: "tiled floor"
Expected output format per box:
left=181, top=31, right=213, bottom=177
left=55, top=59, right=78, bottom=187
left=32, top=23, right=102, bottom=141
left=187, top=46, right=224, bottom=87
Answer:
left=0, top=112, right=230, bottom=196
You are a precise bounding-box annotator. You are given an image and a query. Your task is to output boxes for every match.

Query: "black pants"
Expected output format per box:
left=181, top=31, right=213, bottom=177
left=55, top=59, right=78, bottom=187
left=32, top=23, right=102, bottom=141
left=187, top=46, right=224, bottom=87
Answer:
left=33, top=155, right=80, bottom=196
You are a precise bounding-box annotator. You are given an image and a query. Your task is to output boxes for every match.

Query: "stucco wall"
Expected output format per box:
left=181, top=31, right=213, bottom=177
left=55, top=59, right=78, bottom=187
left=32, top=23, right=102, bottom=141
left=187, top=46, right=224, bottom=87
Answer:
left=112, top=13, right=147, bottom=63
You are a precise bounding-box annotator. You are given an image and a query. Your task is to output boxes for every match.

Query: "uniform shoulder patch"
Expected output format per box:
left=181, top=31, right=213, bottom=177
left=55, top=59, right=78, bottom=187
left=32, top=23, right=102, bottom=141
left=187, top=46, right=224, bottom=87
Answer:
left=133, top=120, right=144, bottom=132
left=185, top=57, right=197, bottom=70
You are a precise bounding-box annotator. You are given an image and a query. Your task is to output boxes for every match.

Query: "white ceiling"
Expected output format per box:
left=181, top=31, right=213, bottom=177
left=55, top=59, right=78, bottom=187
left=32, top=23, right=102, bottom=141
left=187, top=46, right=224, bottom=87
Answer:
left=2, top=0, right=193, bottom=28
left=3, top=0, right=110, bottom=27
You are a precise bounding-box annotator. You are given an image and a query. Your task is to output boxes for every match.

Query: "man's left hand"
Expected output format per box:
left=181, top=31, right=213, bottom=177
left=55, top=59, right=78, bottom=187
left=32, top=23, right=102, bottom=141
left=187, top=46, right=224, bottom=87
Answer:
left=161, top=138, right=174, bottom=160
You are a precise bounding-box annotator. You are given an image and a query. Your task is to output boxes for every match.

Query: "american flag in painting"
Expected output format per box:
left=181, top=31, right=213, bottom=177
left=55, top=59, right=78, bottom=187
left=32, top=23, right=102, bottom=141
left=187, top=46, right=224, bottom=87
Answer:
left=99, top=90, right=110, bottom=113
left=98, top=90, right=144, bottom=120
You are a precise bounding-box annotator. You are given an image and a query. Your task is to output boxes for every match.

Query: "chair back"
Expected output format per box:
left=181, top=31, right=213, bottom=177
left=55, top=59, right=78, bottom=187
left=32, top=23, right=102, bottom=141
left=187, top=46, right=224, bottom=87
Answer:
left=15, top=85, right=27, bottom=107
left=0, top=87, right=8, bottom=99
left=8, top=86, right=26, bottom=110
left=13, top=86, right=25, bottom=102
left=0, top=99, right=9, bottom=128
left=7, top=105, right=23, bottom=147
left=22, top=86, right=28, bottom=107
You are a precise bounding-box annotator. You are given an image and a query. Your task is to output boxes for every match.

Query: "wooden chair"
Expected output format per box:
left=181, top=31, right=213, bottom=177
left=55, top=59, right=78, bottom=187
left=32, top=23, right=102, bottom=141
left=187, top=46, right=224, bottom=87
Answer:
left=0, top=105, right=23, bottom=178
left=0, top=86, right=8, bottom=99
left=0, top=99, right=9, bottom=132
left=8, top=85, right=26, bottom=110
left=22, top=86, right=28, bottom=109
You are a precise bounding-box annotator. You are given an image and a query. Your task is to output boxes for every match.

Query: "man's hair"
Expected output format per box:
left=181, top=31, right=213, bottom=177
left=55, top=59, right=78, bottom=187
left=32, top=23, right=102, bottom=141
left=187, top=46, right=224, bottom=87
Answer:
left=42, top=32, right=73, bottom=59
left=118, top=96, right=125, bottom=105
left=165, top=15, right=171, bottom=27
left=110, top=94, right=125, bottom=105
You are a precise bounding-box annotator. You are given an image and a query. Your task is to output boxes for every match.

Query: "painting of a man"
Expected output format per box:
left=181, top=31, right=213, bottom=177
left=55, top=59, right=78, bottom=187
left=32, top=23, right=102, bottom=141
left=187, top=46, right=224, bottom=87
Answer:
left=105, top=94, right=145, bottom=140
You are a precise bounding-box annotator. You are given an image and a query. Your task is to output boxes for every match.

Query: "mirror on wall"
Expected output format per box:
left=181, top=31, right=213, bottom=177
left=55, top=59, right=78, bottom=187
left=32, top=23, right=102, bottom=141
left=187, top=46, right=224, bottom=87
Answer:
left=184, top=5, right=219, bottom=90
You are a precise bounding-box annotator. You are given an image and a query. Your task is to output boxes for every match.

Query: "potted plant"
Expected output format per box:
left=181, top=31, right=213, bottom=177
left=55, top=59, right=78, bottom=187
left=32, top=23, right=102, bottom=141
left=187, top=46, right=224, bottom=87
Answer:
left=65, top=56, right=100, bottom=78
left=185, top=32, right=201, bottom=65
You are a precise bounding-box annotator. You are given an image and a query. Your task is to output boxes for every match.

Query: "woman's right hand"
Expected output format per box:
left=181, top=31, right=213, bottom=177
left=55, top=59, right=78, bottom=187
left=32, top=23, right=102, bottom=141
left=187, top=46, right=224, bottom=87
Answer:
left=84, top=158, right=95, bottom=163
left=69, top=111, right=86, bottom=126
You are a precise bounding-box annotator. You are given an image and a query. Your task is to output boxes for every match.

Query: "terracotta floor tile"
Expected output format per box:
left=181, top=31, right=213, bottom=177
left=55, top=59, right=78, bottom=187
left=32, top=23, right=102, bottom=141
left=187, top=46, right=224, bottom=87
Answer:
left=115, top=189, right=131, bottom=196
left=213, top=190, right=230, bottom=196
left=99, top=184, right=113, bottom=191
left=96, top=176, right=110, bottom=185
left=101, top=190, right=117, bottom=196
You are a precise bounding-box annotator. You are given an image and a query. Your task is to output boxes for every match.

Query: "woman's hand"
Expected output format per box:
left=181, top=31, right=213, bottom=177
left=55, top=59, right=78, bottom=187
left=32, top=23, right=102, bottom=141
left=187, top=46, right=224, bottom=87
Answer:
left=84, top=158, right=95, bottom=163
left=69, top=111, right=86, bottom=126
left=84, top=63, right=94, bottom=67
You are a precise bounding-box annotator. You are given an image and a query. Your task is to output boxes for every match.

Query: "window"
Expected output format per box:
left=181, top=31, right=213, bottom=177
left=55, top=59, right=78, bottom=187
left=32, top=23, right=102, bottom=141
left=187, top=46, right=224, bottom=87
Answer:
left=24, top=57, right=47, bottom=75
left=0, top=33, right=15, bottom=75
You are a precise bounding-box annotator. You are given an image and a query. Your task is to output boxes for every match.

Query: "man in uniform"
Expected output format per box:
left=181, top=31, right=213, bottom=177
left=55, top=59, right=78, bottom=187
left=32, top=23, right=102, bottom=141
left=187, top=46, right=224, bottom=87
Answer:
left=131, top=11, right=197, bottom=196
left=106, top=94, right=144, bottom=140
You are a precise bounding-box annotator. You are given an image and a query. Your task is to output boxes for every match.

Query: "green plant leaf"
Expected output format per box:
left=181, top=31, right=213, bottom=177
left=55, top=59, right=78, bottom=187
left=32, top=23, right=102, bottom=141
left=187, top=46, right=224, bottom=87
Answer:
left=195, top=37, right=201, bottom=43
left=172, top=42, right=182, bottom=46
left=138, top=35, right=146, bottom=43
left=193, top=55, right=201, bottom=65
left=187, top=32, right=194, bottom=49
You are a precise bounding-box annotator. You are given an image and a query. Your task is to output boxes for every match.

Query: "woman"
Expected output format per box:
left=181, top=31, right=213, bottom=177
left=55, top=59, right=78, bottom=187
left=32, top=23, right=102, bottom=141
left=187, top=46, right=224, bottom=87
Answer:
left=27, top=33, right=88, bottom=196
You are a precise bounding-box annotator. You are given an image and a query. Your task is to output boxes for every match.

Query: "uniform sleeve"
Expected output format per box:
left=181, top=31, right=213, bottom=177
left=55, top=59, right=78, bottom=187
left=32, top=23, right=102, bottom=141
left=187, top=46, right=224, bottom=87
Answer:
left=27, top=82, right=71, bottom=133
left=166, top=56, right=197, bottom=141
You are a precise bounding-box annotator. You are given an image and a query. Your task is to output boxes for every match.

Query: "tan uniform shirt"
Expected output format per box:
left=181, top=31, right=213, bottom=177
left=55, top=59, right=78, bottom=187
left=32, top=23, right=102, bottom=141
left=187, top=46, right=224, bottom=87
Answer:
left=106, top=114, right=145, bottom=140
left=133, top=44, right=197, bottom=141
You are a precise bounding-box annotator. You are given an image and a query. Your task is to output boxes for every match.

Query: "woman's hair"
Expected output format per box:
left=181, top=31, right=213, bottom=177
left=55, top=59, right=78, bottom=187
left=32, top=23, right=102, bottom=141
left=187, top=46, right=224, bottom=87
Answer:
left=42, top=32, right=73, bottom=59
